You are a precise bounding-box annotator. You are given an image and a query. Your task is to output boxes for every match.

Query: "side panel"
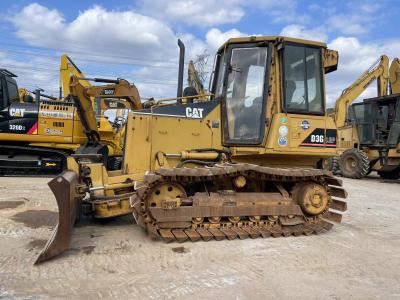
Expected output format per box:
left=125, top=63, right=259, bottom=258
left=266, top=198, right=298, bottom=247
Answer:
left=265, top=113, right=337, bottom=154
left=0, top=101, right=86, bottom=145
left=122, top=114, right=152, bottom=174
left=123, top=102, right=222, bottom=174
left=38, top=103, right=75, bottom=140
left=4, top=102, right=39, bottom=134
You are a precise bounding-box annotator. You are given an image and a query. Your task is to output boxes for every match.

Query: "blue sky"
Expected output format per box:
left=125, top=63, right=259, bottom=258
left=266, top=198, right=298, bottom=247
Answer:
left=0, top=0, right=399, bottom=105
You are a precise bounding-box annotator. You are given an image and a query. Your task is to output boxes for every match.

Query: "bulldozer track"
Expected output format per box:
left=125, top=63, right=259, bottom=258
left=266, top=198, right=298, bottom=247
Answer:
left=131, top=163, right=347, bottom=243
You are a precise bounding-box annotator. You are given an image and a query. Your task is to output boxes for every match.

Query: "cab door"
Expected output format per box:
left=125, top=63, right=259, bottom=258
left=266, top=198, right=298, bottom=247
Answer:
left=387, top=97, right=400, bottom=147
left=220, top=43, right=269, bottom=146
left=352, top=102, right=375, bottom=146
left=5, top=77, right=39, bottom=134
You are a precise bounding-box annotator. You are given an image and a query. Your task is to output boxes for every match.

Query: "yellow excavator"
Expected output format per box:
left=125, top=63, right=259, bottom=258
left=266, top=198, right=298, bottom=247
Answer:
left=0, top=57, right=141, bottom=175
left=333, top=56, right=400, bottom=179
left=183, top=60, right=207, bottom=100
left=390, top=58, right=400, bottom=94
left=36, top=36, right=347, bottom=264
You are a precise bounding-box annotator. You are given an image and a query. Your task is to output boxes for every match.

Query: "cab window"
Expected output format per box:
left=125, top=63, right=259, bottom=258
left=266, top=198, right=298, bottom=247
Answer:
left=6, top=79, right=19, bottom=103
left=213, top=53, right=226, bottom=99
left=0, top=79, right=4, bottom=109
left=283, top=45, right=324, bottom=114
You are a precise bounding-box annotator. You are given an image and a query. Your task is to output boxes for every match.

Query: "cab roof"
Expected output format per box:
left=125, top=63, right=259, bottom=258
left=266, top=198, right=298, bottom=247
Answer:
left=217, top=36, right=327, bottom=53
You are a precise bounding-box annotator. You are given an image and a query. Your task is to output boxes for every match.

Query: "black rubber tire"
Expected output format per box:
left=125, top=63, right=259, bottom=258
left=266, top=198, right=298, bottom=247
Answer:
left=338, top=149, right=369, bottom=179
left=378, top=169, right=400, bottom=180
left=327, top=157, right=340, bottom=175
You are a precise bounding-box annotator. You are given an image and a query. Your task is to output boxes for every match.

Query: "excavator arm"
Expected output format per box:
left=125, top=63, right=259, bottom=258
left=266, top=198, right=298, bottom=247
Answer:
left=68, top=76, right=100, bottom=142
left=389, top=58, right=400, bottom=94
left=334, top=55, right=389, bottom=128
left=187, top=60, right=206, bottom=98
left=84, top=78, right=142, bottom=110
left=61, top=54, right=141, bottom=110
left=60, top=55, right=91, bottom=97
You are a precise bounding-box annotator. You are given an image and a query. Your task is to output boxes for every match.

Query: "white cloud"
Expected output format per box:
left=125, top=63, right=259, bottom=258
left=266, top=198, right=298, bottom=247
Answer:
left=10, top=3, right=178, bottom=62
left=10, top=3, right=252, bottom=99
left=8, top=3, right=214, bottom=98
left=280, top=25, right=328, bottom=42
left=8, top=2, right=399, bottom=107
left=139, top=0, right=301, bottom=27
left=0, top=51, right=60, bottom=96
left=325, top=36, right=400, bottom=106
left=326, top=14, right=368, bottom=35
left=205, top=28, right=246, bottom=51
left=139, top=0, right=244, bottom=27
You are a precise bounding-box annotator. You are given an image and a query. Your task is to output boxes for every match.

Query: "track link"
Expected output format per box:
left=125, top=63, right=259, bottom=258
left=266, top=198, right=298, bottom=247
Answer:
left=131, top=163, right=347, bottom=243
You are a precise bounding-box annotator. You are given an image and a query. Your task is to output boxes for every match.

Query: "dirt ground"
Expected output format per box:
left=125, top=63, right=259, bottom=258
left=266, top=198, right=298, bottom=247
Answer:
left=0, top=175, right=399, bottom=300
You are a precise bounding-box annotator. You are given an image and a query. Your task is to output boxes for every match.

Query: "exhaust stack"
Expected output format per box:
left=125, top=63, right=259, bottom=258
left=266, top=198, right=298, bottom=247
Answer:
left=177, top=39, right=185, bottom=98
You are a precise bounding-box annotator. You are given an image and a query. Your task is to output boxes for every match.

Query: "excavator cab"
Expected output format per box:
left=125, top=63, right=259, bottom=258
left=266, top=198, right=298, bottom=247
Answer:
left=351, top=95, right=400, bottom=148
left=0, top=69, right=19, bottom=110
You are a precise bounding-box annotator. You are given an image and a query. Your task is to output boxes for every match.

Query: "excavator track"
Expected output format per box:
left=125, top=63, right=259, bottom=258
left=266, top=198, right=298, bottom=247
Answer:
left=131, top=163, right=347, bottom=243
left=0, top=145, right=68, bottom=176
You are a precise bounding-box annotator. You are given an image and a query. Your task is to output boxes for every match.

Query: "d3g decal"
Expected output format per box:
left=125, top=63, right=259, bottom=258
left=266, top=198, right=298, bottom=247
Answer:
left=300, top=128, right=336, bottom=147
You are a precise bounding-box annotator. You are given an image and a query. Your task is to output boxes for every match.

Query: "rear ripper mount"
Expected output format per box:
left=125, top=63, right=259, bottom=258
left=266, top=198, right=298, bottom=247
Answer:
left=35, top=163, right=347, bottom=263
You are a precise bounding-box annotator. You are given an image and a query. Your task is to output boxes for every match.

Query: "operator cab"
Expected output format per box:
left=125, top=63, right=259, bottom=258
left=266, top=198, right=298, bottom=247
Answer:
left=211, top=37, right=326, bottom=146
left=351, top=94, right=400, bottom=148
left=0, top=69, right=19, bottom=110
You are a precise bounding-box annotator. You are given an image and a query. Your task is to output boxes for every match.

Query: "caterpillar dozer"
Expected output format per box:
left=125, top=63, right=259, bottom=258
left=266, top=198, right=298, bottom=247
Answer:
left=36, top=36, right=347, bottom=264
left=332, top=56, right=400, bottom=179
left=0, top=57, right=142, bottom=175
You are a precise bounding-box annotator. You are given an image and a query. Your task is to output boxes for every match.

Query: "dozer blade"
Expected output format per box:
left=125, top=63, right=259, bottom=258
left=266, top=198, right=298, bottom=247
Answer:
left=35, top=171, right=79, bottom=264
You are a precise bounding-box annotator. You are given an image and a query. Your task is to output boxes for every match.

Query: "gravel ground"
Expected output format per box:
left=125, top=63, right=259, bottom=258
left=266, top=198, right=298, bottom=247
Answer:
left=0, top=175, right=399, bottom=300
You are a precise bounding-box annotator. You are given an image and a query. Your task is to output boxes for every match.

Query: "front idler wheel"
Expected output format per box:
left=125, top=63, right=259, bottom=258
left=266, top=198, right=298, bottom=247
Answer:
left=292, top=182, right=329, bottom=216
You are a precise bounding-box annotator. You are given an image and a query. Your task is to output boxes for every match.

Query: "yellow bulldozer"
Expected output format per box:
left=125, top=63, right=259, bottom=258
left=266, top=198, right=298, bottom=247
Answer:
left=332, top=56, right=400, bottom=179
left=36, top=36, right=348, bottom=264
left=0, top=56, right=142, bottom=175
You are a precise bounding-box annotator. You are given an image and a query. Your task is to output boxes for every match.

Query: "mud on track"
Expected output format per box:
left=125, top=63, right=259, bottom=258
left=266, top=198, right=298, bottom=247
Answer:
left=0, top=175, right=399, bottom=299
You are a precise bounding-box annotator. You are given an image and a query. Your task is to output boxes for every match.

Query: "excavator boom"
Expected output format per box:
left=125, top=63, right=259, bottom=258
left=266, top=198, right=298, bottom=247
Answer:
left=334, top=55, right=389, bottom=128
left=60, top=54, right=91, bottom=97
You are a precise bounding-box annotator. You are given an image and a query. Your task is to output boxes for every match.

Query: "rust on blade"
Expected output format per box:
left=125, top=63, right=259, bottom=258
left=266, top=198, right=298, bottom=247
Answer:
left=35, top=171, right=79, bottom=264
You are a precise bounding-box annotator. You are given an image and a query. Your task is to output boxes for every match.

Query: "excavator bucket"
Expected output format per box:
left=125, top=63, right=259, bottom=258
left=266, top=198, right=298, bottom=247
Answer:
left=35, top=171, right=79, bottom=264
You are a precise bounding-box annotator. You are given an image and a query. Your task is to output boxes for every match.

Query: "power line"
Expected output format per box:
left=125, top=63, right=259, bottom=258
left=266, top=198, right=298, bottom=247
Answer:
left=0, top=63, right=178, bottom=85
left=0, top=42, right=208, bottom=68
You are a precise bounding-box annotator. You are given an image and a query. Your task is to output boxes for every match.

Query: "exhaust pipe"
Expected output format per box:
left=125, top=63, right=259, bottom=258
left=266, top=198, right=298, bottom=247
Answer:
left=177, top=39, right=185, bottom=98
